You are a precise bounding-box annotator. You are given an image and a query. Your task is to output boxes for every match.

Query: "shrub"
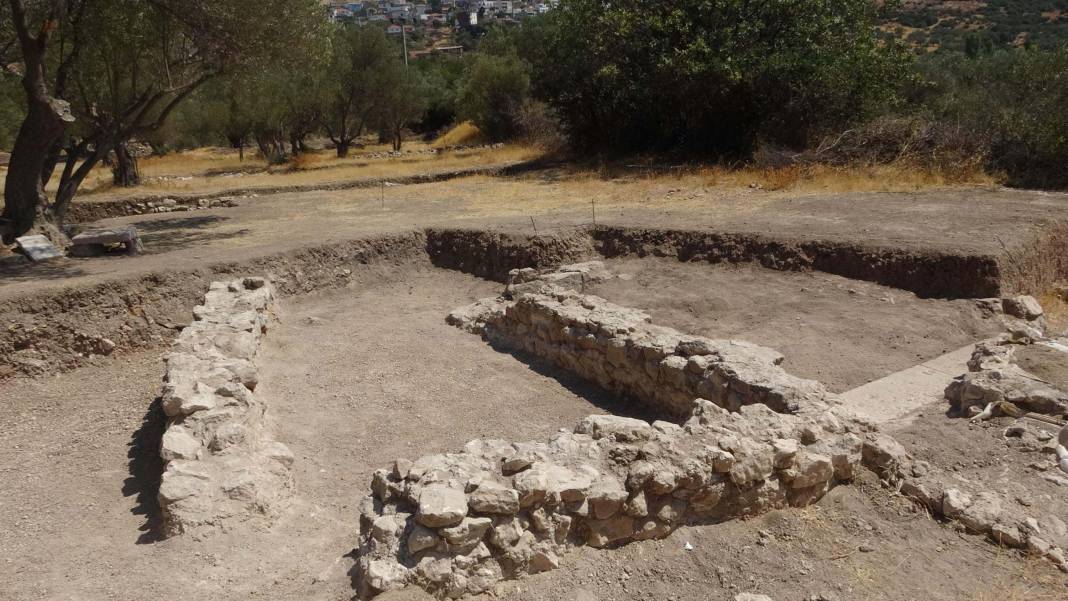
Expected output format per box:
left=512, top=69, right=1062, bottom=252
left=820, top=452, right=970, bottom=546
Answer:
left=519, top=0, right=910, bottom=158
left=457, top=55, right=531, bottom=142
left=916, top=48, right=1068, bottom=188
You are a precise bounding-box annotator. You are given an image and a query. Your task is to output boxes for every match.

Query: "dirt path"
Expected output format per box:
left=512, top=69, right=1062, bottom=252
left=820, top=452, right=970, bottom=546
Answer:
left=587, top=258, right=1002, bottom=393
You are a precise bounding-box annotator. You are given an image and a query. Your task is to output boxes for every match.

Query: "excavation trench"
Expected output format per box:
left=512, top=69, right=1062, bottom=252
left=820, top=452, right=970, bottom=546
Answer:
left=1, top=225, right=1023, bottom=383
left=3, top=227, right=1065, bottom=600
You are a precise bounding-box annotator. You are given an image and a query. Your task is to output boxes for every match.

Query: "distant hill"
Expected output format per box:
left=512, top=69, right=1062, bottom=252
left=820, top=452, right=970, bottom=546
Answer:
left=882, top=0, right=1068, bottom=52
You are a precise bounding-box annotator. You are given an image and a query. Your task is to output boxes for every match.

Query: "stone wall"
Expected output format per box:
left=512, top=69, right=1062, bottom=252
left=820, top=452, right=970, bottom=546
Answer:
left=452, top=283, right=834, bottom=418
left=157, top=277, right=294, bottom=536
left=356, top=400, right=872, bottom=598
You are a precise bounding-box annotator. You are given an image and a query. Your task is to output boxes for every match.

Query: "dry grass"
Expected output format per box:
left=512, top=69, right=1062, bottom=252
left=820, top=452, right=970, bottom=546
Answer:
left=67, top=143, right=543, bottom=203
left=1040, top=289, right=1068, bottom=331
left=704, top=161, right=998, bottom=193
left=967, top=554, right=1067, bottom=601
left=433, top=121, right=487, bottom=147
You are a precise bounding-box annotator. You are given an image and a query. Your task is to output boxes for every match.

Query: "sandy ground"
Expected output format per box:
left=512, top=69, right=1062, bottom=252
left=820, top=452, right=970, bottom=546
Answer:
left=587, top=258, right=1004, bottom=393
left=2, top=266, right=1065, bottom=601
left=3, top=170, right=1067, bottom=300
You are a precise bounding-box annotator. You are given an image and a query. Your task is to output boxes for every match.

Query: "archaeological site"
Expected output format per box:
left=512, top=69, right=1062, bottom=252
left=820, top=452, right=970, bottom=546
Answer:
left=5, top=1, right=1068, bottom=599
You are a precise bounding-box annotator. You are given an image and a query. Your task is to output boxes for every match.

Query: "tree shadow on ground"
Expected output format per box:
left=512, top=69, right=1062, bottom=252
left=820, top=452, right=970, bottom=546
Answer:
left=122, top=396, right=167, bottom=544
left=489, top=342, right=669, bottom=424
left=0, top=256, right=89, bottom=284
left=133, top=214, right=230, bottom=233
left=132, top=215, right=251, bottom=255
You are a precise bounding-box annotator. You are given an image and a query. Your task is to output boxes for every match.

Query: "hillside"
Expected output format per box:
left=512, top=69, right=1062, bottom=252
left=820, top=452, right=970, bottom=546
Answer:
left=884, top=0, right=1068, bottom=51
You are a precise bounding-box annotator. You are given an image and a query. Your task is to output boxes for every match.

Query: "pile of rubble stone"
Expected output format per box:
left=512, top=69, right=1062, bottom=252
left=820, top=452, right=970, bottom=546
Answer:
left=156, top=277, right=294, bottom=536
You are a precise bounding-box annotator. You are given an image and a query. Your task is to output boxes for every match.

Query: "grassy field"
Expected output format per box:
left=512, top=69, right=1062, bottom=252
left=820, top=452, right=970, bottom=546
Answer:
left=0, top=141, right=541, bottom=207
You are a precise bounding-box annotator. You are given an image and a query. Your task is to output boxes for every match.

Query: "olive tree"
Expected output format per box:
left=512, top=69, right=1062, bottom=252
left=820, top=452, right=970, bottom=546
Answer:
left=320, top=25, right=397, bottom=158
left=1, top=0, right=326, bottom=243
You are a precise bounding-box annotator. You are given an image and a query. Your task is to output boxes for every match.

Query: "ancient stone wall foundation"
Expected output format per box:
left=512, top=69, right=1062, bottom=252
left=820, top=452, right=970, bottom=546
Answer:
left=156, top=277, right=294, bottom=536
left=356, top=401, right=874, bottom=598
left=448, top=264, right=834, bottom=419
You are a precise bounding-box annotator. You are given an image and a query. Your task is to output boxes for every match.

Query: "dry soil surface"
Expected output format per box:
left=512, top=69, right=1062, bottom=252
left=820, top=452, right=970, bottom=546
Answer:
left=2, top=174, right=1066, bottom=301
left=587, top=257, right=1003, bottom=393
left=2, top=266, right=1066, bottom=601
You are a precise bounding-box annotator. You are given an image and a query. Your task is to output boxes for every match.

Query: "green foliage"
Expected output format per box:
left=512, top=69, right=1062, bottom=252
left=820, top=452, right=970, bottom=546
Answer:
left=0, top=75, right=22, bottom=150
left=374, top=63, right=429, bottom=151
left=521, top=0, right=910, bottom=156
left=914, top=48, right=1068, bottom=188
left=886, top=0, right=1068, bottom=52
left=457, top=55, right=530, bottom=142
left=319, top=24, right=398, bottom=154
left=412, top=55, right=465, bottom=135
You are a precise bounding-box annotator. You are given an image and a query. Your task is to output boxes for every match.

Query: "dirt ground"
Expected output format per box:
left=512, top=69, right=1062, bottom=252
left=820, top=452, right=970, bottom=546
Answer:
left=0, top=266, right=630, bottom=601
left=2, top=169, right=1067, bottom=301
left=587, top=257, right=1004, bottom=393
left=3, top=266, right=1065, bottom=601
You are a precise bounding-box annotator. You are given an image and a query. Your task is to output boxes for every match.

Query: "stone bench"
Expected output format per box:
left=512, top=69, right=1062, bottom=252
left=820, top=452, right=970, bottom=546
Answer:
left=69, top=226, right=143, bottom=257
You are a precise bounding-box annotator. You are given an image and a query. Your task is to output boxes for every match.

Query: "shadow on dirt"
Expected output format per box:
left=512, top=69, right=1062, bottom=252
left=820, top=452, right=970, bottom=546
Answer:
left=0, top=256, right=89, bottom=284
left=489, top=342, right=668, bottom=424
left=133, top=215, right=251, bottom=255
left=123, top=396, right=167, bottom=544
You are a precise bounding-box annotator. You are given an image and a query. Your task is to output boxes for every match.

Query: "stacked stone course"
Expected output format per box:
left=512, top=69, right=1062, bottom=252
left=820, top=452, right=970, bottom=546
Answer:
left=157, top=277, right=294, bottom=536
left=357, top=401, right=872, bottom=597
left=449, top=266, right=834, bottom=418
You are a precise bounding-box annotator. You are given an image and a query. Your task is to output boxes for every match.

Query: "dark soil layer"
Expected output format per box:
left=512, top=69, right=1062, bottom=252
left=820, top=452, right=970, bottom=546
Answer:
left=592, top=226, right=1002, bottom=299
left=586, top=257, right=1002, bottom=393
left=426, top=228, right=595, bottom=281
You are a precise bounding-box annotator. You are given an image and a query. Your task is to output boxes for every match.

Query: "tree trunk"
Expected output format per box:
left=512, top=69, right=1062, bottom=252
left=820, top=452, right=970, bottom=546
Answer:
left=54, top=145, right=104, bottom=226
left=111, top=142, right=142, bottom=187
left=1, top=97, right=74, bottom=245
left=336, top=140, right=350, bottom=158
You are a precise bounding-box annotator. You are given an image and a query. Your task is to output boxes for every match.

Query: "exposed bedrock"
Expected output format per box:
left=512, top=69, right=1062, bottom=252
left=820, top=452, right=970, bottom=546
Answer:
left=945, top=296, right=1067, bottom=420
left=356, top=400, right=875, bottom=598
left=449, top=275, right=835, bottom=418
left=157, top=277, right=294, bottom=536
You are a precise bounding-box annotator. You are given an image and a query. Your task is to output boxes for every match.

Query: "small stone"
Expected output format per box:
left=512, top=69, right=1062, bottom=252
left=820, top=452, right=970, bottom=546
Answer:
left=365, top=560, right=408, bottom=593
left=468, top=482, right=520, bottom=515
left=1003, top=296, right=1044, bottom=320
left=942, top=489, right=973, bottom=519
left=735, top=594, right=774, bottom=601
left=440, top=517, right=493, bottom=548
left=160, top=426, right=201, bottom=462
left=417, top=484, right=468, bottom=528
left=408, top=524, right=439, bottom=554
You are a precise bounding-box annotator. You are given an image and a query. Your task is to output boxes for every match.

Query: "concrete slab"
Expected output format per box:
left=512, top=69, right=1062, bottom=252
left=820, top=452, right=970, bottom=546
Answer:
left=841, top=343, right=976, bottom=428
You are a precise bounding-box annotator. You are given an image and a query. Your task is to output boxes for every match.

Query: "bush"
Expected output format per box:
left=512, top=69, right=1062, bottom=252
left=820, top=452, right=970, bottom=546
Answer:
left=916, top=49, right=1068, bottom=188
left=519, top=0, right=910, bottom=157
left=457, top=55, right=531, bottom=142
left=516, top=99, right=566, bottom=152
